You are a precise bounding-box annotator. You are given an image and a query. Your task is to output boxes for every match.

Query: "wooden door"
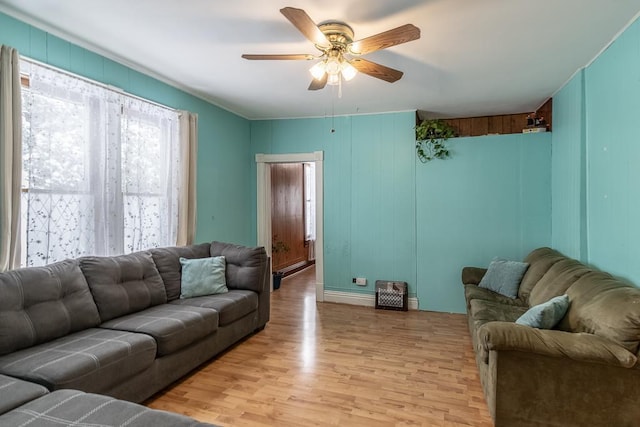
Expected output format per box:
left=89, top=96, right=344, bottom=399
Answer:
left=271, top=163, right=306, bottom=272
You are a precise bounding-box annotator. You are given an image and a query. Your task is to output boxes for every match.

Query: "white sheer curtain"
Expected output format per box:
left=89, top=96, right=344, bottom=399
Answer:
left=121, top=97, right=180, bottom=253
left=304, top=162, right=316, bottom=261
left=177, top=112, right=197, bottom=246
left=21, top=59, right=182, bottom=267
left=0, top=45, right=22, bottom=272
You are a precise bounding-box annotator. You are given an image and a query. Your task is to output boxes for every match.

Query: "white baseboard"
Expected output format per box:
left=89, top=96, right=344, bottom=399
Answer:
left=323, top=290, right=419, bottom=310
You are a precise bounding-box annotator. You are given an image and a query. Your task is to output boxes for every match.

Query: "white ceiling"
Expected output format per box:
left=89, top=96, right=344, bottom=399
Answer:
left=1, top=0, right=639, bottom=120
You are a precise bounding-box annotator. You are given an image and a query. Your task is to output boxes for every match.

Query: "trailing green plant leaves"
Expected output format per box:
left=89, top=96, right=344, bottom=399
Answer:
left=415, top=119, right=456, bottom=163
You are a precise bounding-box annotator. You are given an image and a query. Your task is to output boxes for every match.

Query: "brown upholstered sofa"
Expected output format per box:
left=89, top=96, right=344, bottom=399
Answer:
left=462, top=247, right=640, bottom=427
left=0, top=241, right=269, bottom=426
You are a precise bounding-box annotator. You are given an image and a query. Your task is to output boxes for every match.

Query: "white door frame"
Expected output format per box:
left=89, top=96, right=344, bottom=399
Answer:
left=255, top=151, right=324, bottom=302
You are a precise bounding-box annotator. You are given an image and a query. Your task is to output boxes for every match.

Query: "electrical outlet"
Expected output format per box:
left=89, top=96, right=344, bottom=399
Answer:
left=355, top=277, right=367, bottom=286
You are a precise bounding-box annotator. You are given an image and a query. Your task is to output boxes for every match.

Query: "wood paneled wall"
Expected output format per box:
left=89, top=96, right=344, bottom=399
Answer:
left=418, top=98, right=553, bottom=137
left=271, top=163, right=307, bottom=272
left=444, top=113, right=526, bottom=136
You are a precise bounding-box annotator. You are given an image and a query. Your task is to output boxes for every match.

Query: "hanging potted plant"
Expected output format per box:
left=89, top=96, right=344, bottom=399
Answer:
left=271, top=236, right=289, bottom=290
left=415, top=119, right=456, bottom=163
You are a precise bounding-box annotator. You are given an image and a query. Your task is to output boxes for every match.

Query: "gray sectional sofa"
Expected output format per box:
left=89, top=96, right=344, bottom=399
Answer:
left=0, top=241, right=269, bottom=426
left=0, top=374, right=210, bottom=426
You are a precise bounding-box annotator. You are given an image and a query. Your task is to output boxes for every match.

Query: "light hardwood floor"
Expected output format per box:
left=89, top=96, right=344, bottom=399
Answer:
left=146, top=267, right=493, bottom=426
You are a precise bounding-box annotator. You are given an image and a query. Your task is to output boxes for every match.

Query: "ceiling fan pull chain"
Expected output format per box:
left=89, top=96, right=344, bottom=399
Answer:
left=330, top=89, right=336, bottom=133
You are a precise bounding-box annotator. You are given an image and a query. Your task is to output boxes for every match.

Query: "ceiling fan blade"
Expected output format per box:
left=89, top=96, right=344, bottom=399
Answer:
left=242, top=54, right=315, bottom=60
left=348, top=24, right=420, bottom=55
left=351, top=58, right=404, bottom=83
left=308, top=74, right=328, bottom=91
left=280, top=7, right=331, bottom=49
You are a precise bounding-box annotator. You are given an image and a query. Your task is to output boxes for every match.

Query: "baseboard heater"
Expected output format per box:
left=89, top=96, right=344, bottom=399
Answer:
left=375, top=280, right=408, bottom=311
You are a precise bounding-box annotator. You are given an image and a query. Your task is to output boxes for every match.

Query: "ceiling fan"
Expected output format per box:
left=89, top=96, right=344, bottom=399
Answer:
left=242, top=7, right=421, bottom=90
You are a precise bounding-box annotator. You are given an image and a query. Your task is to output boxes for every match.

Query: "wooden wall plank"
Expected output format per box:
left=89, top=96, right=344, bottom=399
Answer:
left=457, top=118, right=472, bottom=137
left=488, top=115, right=503, bottom=134
left=510, top=114, right=522, bottom=134
left=471, top=117, right=489, bottom=136
left=448, top=119, right=461, bottom=136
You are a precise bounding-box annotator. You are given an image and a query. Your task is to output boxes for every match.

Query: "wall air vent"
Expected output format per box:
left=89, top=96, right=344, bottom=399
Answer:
left=375, top=280, right=408, bottom=311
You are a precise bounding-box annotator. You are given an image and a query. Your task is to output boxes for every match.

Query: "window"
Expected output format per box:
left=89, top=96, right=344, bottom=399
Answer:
left=303, top=162, right=316, bottom=241
left=20, top=60, right=181, bottom=267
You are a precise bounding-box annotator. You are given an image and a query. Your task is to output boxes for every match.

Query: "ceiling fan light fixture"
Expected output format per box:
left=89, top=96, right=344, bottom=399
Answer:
left=341, top=61, right=358, bottom=81
left=309, top=61, right=326, bottom=80
left=327, top=73, right=340, bottom=86
left=325, top=56, right=342, bottom=76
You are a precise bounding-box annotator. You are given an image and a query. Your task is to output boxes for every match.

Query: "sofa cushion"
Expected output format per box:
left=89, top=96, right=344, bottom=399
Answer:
left=464, top=284, right=527, bottom=309
left=0, top=328, right=156, bottom=392
left=0, top=259, right=101, bottom=355
left=210, top=241, right=267, bottom=293
left=150, top=243, right=212, bottom=301
left=171, top=290, right=258, bottom=326
left=528, top=258, right=591, bottom=307
left=180, top=256, right=228, bottom=298
left=0, top=389, right=216, bottom=427
left=0, top=374, right=48, bottom=415
left=99, top=304, right=219, bottom=356
left=516, top=295, right=570, bottom=329
left=518, top=247, right=565, bottom=302
left=559, top=271, right=640, bottom=354
left=478, top=258, right=529, bottom=299
left=469, top=299, right=529, bottom=330
left=80, top=251, right=167, bottom=322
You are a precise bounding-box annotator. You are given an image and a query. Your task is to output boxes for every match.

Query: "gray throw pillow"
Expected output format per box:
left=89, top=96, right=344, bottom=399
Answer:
left=516, top=294, right=570, bottom=329
left=179, top=256, right=228, bottom=299
left=478, top=258, right=529, bottom=299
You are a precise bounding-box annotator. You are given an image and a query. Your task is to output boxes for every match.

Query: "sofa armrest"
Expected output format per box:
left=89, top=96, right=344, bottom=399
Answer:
left=209, top=241, right=270, bottom=329
left=461, top=266, right=487, bottom=285
left=210, top=241, right=266, bottom=293
left=477, top=321, right=637, bottom=368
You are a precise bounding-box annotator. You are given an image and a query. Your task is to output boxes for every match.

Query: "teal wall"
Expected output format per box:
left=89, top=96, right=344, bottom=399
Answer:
left=250, top=113, right=418, bottom=299
left=551, top=71, right=587, bottom=261
left=251, top=115, right=552, bottom=313
left=585, top=16, right=640, bottom=281
left=0, top=12, right=253, bottom=246
left=417, top=133, right=551, bottom=312
left=552, top=16, right=640, bottom=284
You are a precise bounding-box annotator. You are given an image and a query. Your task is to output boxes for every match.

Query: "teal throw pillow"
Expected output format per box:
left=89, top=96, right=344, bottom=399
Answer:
left=179, top=256, right=228, bottom=299
left=478, top=258, right=529, bottom=299
left=516, top=294, right=570, bottom=329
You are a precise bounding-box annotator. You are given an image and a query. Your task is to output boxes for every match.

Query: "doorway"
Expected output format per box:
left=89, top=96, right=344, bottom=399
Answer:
left=256, top=151, right=324, bottom=302
left=270, top=162, right=315, bottom=277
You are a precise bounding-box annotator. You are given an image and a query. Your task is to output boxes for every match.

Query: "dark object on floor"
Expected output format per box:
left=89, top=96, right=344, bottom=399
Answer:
left=273, top=271, right=284, bottom=290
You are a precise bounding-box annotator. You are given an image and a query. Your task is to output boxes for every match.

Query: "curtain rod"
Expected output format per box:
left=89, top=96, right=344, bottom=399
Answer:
left=20, top=55, right=181, bottom=114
